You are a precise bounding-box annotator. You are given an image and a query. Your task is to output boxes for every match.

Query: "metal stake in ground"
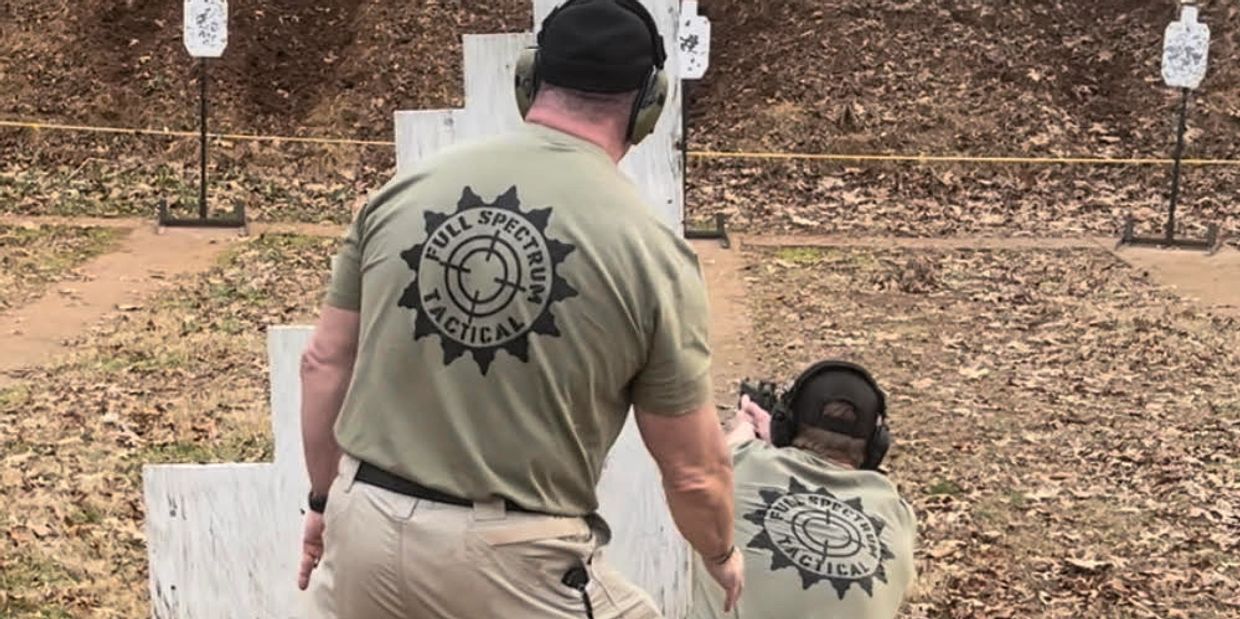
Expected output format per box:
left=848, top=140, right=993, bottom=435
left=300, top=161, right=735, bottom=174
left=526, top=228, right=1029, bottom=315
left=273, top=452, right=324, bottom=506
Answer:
left=1165, top=87, right=1190, bottom=243
left=198, top=57, right=209, bottom=220
left=1121, top=1, right=1218, bottom=251
left=160, top=0, right=245, bottom=229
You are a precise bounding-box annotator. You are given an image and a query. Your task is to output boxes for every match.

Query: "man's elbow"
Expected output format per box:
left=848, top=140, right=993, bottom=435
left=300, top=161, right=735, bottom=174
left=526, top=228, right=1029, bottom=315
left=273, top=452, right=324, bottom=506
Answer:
left=664, top=459, right=733, bottom=497
left=301, top=341, right=354, bottom=377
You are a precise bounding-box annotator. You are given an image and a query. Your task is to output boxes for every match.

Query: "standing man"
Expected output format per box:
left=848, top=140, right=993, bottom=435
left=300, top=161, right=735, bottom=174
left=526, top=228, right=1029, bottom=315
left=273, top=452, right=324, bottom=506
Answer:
left=296, top=1, right=743, bottom=617
left=690, top=361, right=917, bottom=618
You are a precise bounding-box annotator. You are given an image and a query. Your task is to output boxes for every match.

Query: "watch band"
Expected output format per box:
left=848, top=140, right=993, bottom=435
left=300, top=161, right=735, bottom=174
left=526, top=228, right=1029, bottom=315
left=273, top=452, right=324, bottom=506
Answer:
left=308, top=492, right=328, bottom=514
left=708, top=544, right=737, bottom=565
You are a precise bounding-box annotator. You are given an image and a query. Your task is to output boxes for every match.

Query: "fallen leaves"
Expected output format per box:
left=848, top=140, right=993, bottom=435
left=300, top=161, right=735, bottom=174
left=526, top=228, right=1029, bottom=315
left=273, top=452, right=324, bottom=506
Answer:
left=0, top=233, right=337, bottom=616
left=746, top=245, right=1240, bottom=618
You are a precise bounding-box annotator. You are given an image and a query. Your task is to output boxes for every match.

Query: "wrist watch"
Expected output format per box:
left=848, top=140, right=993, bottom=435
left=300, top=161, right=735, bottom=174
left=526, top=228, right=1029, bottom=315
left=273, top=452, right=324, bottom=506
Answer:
left=308, top=491, right=328, bottom=514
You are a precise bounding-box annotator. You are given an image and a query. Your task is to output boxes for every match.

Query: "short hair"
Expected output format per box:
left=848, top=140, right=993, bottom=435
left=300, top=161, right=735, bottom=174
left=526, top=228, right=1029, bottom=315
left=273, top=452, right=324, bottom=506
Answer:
left=791, top=401, right=867, bottom=466
left=537, top=84, right=637, bottom=123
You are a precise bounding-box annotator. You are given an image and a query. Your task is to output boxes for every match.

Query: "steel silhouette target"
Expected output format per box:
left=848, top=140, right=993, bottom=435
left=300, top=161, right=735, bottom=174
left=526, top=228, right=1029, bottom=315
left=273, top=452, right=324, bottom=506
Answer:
left=1162, top=5, right=1209, bottom=90
left=183, top=0, right=228, bottom=58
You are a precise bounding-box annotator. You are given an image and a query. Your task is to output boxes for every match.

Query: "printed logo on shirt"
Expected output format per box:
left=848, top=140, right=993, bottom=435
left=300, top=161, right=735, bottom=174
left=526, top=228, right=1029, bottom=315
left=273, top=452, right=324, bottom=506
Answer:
left=745, top=477, right=896, bottom=599
left=398, top=186, right=578, bottom=374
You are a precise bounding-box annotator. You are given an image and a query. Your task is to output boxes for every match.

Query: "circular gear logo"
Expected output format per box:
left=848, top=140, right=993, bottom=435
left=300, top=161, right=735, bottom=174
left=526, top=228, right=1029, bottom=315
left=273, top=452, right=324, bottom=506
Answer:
left=398, top=186, right=578, bottom=374
left=745, top=478, right=896, bottom=599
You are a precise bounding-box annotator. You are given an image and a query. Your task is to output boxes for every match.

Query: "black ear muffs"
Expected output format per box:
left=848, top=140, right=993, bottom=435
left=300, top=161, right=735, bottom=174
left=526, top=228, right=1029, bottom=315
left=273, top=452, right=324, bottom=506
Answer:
left=771, top=361, right=891, bottom=471
left=513, top=0, right=668, bottom=145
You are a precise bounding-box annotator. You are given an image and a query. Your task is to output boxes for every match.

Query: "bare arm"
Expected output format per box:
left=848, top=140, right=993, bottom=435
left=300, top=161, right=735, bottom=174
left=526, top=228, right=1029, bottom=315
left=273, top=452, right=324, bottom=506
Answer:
left=300, top=305, right=361, bottom=496
left=635, top=401, right=735, bottom=561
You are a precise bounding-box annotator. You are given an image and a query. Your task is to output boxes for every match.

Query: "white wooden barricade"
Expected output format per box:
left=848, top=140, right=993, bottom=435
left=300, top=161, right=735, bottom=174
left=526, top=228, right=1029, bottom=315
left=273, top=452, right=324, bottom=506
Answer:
left=144, top=328, right=313, bottom=618
left=144, top=1, right=693, bottom=617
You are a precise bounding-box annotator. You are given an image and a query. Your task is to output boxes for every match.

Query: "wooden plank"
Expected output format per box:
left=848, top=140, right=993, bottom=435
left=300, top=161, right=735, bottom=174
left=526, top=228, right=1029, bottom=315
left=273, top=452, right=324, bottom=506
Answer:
left=597, top=418, right=694, bottom=617
left=143, top=328, right=311, bottom=619
left=393, top=110, right=457, bottom=175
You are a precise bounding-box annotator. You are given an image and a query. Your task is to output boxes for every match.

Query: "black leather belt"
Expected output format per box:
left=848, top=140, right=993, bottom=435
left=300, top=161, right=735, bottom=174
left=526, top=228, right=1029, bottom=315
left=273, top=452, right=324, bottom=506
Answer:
left=354, top=461, right=537, bottom=514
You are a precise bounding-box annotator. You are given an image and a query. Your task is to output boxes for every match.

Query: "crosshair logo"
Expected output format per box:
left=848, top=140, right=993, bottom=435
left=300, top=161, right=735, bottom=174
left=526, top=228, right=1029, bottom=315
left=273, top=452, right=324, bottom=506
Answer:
left=745, top=478, right=896, bottom=599
left=398, top=186, right=577, bottom=374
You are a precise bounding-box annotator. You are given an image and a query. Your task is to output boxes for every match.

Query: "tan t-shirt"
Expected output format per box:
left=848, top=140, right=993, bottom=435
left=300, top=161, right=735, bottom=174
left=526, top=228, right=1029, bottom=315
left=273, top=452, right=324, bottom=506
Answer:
left=325, top=123, right=712, bottom=517
left=690, top=441, right=917, bottom=619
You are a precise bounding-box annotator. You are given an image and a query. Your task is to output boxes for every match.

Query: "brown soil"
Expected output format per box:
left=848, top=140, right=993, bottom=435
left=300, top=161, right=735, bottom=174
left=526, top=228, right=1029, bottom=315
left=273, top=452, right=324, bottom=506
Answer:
left=742, top=244, right=1240, bottom=617
left=1110, top=244, right=1240, bottom=317
left=0, top=225, right=235, bottom=386
left=692, top=239, right=757, bottom=408
left=3, top=1, right=1239, bottom=241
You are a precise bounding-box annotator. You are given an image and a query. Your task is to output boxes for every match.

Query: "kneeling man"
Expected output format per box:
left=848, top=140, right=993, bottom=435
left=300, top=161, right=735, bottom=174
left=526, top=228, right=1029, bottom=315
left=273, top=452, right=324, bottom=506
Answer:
left=690, top=361, right=918, bottom=618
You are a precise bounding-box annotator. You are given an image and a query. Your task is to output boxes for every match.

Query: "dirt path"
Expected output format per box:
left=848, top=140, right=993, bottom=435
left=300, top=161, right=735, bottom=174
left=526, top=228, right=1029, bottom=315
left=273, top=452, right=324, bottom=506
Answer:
left=0, top=224, right=235, bottom=386
left=0, top=215, right=348, bottom=238
left=1106, top=243, right=1240, bottom=318
left=691, top=239, right=756, bottom=408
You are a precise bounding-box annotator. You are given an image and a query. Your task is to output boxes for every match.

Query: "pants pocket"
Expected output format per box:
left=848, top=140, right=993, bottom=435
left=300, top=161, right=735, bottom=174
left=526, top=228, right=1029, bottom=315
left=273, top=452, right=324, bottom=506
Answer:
left=467, top=518, right=598, bottom=610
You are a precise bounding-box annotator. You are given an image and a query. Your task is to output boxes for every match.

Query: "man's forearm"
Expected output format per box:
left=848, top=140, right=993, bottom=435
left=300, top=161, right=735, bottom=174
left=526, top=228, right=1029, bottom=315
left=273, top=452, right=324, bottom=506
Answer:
left=301, top=359, right=353, bottom=496
left=663, top=461, right=735, bottom=560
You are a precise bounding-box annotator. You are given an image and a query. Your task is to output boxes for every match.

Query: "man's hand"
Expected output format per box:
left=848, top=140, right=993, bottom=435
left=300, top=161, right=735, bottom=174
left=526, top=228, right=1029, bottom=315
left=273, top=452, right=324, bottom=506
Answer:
left=297, top=511, right=326, bottom=591
left=704, top=550, right=745, bottom=612
left=739, top=395, right=773, bottom=443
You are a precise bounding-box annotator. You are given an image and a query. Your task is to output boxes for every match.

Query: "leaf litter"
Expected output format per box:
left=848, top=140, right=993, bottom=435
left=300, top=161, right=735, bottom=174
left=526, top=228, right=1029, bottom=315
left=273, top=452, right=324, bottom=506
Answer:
left=744, top=245, right=1240, bottom=618
left=0, top=224, right=127, bottom=312
left=0, top=234, right=336, bottom=617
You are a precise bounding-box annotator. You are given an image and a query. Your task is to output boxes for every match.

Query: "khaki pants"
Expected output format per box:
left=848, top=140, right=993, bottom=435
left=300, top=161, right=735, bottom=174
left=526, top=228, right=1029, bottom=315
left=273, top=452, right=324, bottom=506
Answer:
left=308, top=455, right=663, bottom=619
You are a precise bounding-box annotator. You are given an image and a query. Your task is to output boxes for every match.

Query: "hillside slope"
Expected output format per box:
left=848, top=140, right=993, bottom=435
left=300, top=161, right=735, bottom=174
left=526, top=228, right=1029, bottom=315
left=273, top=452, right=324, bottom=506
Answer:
left=1, top=0, right=1236, bottom=237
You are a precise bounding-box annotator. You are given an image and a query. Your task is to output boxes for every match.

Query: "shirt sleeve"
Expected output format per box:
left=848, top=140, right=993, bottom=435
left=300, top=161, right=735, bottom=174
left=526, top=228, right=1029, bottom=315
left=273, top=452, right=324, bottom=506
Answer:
left=324, top=210, right=364, bottom=311
left=630, top=249, right=713, bottom=416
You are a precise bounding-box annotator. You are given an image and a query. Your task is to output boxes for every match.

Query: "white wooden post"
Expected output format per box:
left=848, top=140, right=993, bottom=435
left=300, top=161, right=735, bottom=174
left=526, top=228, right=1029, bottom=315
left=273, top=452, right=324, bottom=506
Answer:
left=143, top=327, right=312, bottom=618
left=396, top=0, right=684, bottom=231
left=145, top=1, right=694, bottom=617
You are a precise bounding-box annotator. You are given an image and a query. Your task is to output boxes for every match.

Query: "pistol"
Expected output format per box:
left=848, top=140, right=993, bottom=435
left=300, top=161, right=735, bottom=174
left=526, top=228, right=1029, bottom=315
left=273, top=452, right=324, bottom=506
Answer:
left=739, top=379, right=780, bottom=413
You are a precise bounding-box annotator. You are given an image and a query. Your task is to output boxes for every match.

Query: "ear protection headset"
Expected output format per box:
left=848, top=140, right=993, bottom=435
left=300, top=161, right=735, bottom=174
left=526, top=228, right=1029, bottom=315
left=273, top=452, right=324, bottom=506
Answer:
left=768, top=360, right=891, bottom=471
left=514, top=0, right=670, bottom=145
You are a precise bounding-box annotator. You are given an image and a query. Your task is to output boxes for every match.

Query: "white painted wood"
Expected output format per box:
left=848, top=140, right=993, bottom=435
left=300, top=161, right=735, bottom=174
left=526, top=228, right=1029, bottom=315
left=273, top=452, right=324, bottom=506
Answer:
left=183, top=0, right=228, bottom=58
left=597, top=418, right=694, bottom=618
left=1162, top=5, right=1210, bottom=90
left=397, top=0, right=685, bottom=230
left=143, top=327, right=311, bottom=619
left=678, top=1, right=712, bottom=80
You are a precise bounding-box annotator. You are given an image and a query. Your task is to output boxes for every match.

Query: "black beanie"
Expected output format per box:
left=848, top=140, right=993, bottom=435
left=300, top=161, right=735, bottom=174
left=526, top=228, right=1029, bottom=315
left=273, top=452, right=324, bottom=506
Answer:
left=537, top=0, right=666, bottom=93
left=791, top=370, right=883, bottom=440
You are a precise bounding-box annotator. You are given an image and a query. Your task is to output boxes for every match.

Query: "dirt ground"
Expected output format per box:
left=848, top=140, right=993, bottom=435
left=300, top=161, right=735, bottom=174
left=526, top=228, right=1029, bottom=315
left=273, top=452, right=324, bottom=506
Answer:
left=1, top=2, right=1238, bottom=615
left=1, top=228, right=1235, bottom=617
left=0, top=224, right=125, bottom=312
left=1111, top=244, right=1240, bottom=317
left=0, top=224, right=235, bottom=387
left=0, top=234, right=335, bottom=617
left=738, top=242, right=1240, bottom=617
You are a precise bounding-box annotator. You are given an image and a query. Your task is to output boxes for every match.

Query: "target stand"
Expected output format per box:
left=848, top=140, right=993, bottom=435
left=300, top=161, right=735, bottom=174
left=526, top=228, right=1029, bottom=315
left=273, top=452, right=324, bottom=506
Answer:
left=159, top=5, right=247, bottom=232
left=1120, top=216, right=1220, bottom=254
left=1120, top=4, right=1220, bottom=254
left=684, top=213, right=730, bottom=249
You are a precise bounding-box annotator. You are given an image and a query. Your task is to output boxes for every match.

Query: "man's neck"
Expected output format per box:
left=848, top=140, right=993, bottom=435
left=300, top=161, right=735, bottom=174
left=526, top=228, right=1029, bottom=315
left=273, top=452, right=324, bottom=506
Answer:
left=524, top=110, right=628, bottom=163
